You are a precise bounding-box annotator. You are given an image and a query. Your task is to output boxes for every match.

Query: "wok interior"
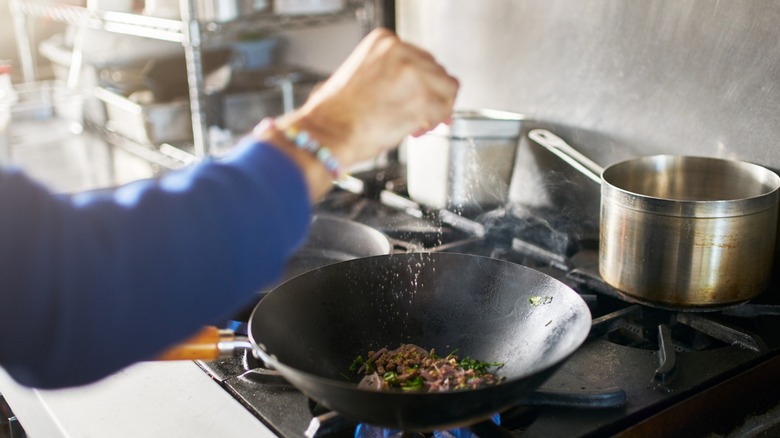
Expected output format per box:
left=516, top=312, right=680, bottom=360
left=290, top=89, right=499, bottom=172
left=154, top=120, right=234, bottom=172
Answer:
left=603, top=155, right=780, bottom=201
left=251, top=252, right=591, bottom=386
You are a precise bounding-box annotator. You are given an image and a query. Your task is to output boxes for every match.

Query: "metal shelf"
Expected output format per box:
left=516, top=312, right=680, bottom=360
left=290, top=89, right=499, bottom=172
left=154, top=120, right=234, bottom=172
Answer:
left=14, top=0, right=366, bottom=43
left=10, top=0, right=376, bottom=175
left=205, top=5, right=368, bottom=36
left=102, top=130, right=195, bottom=170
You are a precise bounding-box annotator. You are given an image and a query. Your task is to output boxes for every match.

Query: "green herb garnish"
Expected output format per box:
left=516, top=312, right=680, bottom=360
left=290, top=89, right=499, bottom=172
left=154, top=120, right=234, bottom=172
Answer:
left=459, top=357, right=504, bottom=375
left=383, top=371, right=398, bottom=384
left=401, top=376, right=425, bottom=391
left=349, top=355, right=364, bottom=372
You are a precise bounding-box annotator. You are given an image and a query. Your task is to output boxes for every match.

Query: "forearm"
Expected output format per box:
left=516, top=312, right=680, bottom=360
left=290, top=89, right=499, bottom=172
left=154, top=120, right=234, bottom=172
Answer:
left=0, top=141, right=310, bottom=388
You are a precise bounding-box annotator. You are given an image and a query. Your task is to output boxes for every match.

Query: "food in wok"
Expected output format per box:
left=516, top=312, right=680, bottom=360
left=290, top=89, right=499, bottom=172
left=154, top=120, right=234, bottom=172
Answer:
left=351, top=344, right=504, bottom=392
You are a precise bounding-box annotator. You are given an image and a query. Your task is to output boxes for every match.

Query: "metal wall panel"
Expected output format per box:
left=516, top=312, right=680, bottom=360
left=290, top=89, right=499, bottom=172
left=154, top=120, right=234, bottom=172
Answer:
left=397, top=0, right=780, bottom=171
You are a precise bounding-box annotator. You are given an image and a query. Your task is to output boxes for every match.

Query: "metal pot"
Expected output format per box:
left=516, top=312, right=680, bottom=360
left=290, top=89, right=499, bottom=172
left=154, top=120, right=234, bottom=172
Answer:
left=405, top=109, right=525, bottom=211
left=529, top=129, right=780, bottom=308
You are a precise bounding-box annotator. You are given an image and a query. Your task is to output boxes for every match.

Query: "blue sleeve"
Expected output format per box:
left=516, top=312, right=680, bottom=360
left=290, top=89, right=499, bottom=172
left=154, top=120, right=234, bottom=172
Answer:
left=0, top=138, right=311, bottom=388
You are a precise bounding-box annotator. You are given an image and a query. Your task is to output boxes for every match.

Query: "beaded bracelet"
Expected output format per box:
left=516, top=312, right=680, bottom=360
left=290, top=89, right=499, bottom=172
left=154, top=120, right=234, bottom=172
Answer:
left=255, top=118, right=343, bottom=180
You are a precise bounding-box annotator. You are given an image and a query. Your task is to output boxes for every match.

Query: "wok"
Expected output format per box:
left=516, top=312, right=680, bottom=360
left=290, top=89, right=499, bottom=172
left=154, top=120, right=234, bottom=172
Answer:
left=231, top=215, right=392, bottom=321
left=162, top=252, right=592, bottom=431
left=529, top=129, right=780, bottom=309
left=277, top=215, right=393, bottom=286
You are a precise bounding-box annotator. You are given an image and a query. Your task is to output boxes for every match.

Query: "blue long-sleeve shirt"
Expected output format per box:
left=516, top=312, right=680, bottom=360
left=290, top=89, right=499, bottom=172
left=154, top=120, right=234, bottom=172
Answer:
left=0, top=138, right=311, bottom=388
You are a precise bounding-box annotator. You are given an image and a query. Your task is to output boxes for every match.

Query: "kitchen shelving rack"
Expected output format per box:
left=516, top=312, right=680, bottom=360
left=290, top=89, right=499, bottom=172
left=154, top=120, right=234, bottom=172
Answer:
left=9, top=0, right=380, bottom=169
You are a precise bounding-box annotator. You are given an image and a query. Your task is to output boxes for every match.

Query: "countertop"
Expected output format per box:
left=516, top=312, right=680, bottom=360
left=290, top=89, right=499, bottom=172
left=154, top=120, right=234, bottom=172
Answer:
left=0, top=361, right=277, bottom=437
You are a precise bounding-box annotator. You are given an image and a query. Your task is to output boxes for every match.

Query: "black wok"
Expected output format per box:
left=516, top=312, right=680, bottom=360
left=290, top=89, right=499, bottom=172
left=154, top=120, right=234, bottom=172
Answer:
left=248, top=252, right=592, bottom=431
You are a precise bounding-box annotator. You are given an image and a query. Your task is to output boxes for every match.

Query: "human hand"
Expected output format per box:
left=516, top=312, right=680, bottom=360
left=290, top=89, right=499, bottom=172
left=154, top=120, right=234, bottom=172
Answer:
left=276, top=27, right=460, bottom=167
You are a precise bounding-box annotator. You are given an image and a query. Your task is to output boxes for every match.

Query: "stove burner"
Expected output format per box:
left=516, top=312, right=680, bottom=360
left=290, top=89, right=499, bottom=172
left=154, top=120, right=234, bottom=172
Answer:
left=303, top=394, right=619, bottom=438
left=589, top=303, right=742, bottom=352
left=339, top=414, right=501, bottom=438
left=586, top=297, right=777, bottom=387
left=478, top=207, right=581, bottom=257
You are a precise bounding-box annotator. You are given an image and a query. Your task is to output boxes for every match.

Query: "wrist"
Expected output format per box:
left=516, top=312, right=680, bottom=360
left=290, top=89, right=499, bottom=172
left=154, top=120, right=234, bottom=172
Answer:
left=251, top=117, right=346, bottom=201
left=274, top=110, right=356, bottom=172
left=255, top=118, right=344, bottom=179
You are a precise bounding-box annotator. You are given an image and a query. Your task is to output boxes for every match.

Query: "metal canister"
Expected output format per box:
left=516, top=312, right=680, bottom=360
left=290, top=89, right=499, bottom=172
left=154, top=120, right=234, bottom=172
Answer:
left=405, top=109, right=525, bottom=211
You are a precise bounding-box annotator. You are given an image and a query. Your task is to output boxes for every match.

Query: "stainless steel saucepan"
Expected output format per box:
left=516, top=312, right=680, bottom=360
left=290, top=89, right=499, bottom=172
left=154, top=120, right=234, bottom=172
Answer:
left=529, top=129, right=780, bottom=308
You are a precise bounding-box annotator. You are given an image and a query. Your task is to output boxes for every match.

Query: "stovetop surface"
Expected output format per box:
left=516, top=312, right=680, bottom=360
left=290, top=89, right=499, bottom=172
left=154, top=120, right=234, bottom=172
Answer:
left=198, top=171, right=780, bottom=437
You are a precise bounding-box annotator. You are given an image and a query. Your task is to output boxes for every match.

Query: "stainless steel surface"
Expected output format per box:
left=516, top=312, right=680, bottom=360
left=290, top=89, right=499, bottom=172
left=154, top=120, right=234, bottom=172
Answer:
left=600, top=156, right=780, bottom=307
left=397, top=0, right=780, bottom=172
left=528, top=129, right=602, bottom=184
left=405, top=109, right=524, bottom=210
left=0, top=362, right=274, bottom=437
left=3, top=100, right=155, bottom=192
left=218, top=335, right=253, bottom=357
left=194, top=0, right=254, bottom=22
left=10, top=0, right=378, bottom=162
left=180, top=0, right=209, bottom=157
left=95, top=87, right=193, bottom=146
left=219, top=73, right=318, bottom=134
left=442, top=109, right=527, bottom=138
left=530, top=129, right=780, bottom=307
left=9, top=0, right=38, bottom=83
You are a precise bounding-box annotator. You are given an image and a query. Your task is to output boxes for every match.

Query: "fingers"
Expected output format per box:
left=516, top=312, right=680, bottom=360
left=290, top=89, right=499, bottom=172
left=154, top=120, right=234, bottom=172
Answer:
left=375, top=32, right=458, bottom=133
left=410, top=65, right=460, bottom=133
left=290, top=27, right=459, bottom=163
left=392, top=37, right=459, bottom=130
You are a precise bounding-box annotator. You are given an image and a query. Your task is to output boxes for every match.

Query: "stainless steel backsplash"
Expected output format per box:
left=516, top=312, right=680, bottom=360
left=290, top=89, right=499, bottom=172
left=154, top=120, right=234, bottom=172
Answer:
left=397, top=0, right=780, bottom=171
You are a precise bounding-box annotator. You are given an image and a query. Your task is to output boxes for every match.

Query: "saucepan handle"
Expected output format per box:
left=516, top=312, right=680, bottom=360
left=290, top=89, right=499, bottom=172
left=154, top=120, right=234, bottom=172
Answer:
left=528, top=129, right=604, bottom=185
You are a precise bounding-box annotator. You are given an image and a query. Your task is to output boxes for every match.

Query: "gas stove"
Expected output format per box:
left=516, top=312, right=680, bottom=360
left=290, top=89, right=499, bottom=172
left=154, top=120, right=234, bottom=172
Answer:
left=197, top=168, right=780, bottom=437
